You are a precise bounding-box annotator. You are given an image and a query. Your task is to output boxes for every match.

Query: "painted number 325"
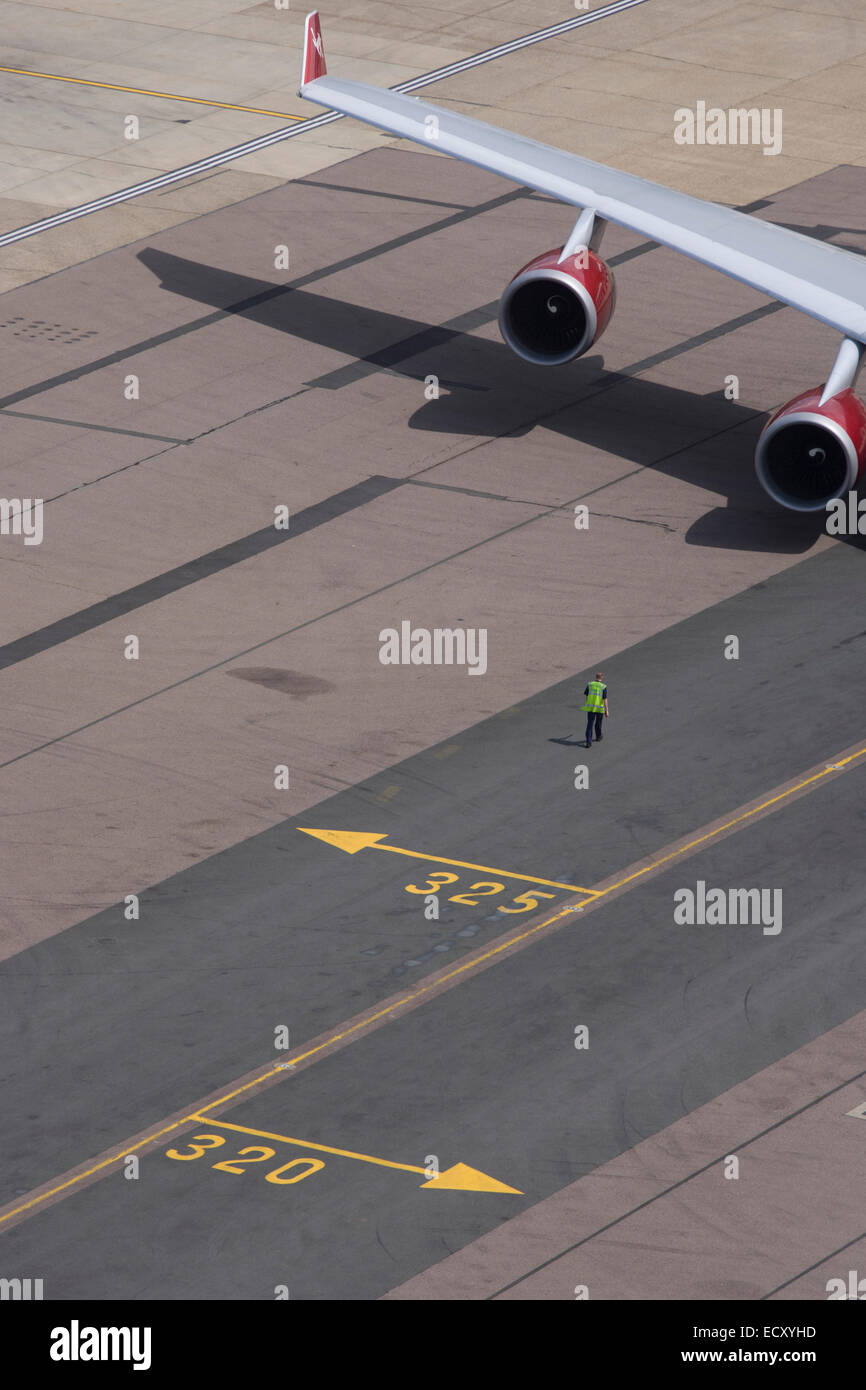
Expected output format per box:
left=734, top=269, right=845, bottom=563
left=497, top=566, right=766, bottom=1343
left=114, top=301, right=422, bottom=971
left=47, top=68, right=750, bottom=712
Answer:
left=404, top=872, right=555, bottom=912
left=165, top=1134, right=324, bottom=1184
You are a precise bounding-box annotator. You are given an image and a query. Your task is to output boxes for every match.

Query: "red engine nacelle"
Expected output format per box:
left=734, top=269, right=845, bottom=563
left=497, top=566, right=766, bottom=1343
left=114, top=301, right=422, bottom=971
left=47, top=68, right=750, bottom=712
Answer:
left=499, top=246, right=616, bottom=366
left=755, top=386, right=866, bottom=511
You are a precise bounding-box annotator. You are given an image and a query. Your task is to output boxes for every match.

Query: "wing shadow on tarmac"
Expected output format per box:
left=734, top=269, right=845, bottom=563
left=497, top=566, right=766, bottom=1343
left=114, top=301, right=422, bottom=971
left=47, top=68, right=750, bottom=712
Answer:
left=138, top=248, right=826, bottom=555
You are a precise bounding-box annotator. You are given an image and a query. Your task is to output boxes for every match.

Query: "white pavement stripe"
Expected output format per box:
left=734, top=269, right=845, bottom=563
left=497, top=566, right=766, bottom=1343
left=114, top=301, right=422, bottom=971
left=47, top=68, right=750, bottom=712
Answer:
left=0, top=0, right=651, bottom=249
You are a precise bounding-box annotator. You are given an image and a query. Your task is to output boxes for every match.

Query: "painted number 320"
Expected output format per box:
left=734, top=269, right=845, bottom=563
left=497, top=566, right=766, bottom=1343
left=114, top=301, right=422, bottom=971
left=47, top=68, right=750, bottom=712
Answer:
left=165, top=1134, right=324, bottom=1184
left=404, top=872, right=555, bottom=912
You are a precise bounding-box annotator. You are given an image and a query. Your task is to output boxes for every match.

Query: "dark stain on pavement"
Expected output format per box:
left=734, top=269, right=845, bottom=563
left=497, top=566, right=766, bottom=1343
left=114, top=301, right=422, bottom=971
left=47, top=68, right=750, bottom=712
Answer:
left=227, top=667, right=335, bottom=698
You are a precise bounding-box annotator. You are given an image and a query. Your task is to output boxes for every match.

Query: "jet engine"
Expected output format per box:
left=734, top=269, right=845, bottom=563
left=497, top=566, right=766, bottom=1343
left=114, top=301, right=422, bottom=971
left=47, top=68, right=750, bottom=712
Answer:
left=755, top=386, right=866, bottom=511
left=499, top=246, right=615, bottom=365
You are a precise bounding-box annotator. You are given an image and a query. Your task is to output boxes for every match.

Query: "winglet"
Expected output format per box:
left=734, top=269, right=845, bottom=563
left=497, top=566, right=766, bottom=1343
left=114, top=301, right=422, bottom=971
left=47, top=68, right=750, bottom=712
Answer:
left=301, top=11, right=327, bottom=87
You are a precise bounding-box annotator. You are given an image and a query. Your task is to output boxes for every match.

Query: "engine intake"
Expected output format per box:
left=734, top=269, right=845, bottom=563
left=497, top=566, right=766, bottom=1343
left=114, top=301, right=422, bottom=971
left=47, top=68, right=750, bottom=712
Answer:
left=499, top=246, right=615, bottom=365
left=755, top=387, right=866, bottom=511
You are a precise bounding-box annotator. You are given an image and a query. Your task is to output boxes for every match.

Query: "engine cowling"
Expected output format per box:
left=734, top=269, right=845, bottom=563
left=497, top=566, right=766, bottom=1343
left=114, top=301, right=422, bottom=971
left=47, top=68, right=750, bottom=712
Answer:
left=755, top=386, right=866, bottom=511
left=499, top=246, right=615, bottom=365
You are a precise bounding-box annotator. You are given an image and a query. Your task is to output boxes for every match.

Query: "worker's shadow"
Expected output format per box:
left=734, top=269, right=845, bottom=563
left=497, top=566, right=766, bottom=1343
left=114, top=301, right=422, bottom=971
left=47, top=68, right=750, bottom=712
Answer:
left=139, top=248, right=834, bottom=556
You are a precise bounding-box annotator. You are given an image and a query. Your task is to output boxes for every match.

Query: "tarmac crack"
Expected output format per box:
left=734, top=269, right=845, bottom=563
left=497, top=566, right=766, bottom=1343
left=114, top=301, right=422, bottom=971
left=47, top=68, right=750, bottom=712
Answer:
left=590, top=511, right=677, bottom=533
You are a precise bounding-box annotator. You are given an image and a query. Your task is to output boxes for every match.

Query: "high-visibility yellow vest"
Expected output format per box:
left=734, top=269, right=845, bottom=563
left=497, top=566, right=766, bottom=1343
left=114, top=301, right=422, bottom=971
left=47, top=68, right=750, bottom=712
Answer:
left=582, top=680, right=605, bottom=713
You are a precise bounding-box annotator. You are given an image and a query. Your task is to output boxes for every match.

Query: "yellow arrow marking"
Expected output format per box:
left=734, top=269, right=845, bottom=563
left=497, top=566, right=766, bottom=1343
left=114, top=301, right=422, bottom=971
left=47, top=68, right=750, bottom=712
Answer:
left=0, top=66, right=305, bottom=120
left=299, top=828, right=388, bottom=853
left=6, top=744, right=862, bottom=1233
left=420, top=1162, right=521, bottom=1193
left=298, top=827, right=599, bottom=895
left=192, top=1117, right=521, bottom=1194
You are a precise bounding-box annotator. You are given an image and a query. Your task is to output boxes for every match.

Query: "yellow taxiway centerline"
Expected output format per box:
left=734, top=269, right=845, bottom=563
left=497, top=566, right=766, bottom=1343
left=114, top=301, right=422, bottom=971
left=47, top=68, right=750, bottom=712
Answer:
left=0, top=66, right=305, bottom=120
left=600, top=744, right=866, bottom=897
left=2, top=740, right=864, bottom=1230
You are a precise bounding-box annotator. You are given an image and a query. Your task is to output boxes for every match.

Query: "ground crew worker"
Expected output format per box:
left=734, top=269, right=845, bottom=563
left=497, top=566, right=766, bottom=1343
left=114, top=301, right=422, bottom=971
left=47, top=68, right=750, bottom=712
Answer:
left=582, top=672, right=609, bottom=747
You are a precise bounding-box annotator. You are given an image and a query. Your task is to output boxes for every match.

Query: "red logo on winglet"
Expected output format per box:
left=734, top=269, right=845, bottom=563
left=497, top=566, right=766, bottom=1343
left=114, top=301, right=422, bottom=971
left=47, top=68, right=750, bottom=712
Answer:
left=303, top=12, right=326, bottom=84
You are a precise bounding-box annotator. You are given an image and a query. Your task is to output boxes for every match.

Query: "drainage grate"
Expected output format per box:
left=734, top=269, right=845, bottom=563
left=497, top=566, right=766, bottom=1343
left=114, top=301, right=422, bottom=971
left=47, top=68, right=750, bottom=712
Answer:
left=0, top=316, right=97, bottom=343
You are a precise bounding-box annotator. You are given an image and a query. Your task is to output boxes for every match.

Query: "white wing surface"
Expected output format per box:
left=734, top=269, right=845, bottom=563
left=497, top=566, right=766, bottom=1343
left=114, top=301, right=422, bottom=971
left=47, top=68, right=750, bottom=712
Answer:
left=299, top=12, right=866, bottom=343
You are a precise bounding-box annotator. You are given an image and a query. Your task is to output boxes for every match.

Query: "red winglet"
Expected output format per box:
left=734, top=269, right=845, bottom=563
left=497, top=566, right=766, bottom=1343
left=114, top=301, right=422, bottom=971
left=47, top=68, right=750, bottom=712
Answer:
left=302, top=11, right=327, bottom=85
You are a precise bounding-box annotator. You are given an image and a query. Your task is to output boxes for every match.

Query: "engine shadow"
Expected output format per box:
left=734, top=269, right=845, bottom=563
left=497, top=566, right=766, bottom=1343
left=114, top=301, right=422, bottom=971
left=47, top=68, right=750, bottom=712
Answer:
left=139, top=248, right=837, bottom=555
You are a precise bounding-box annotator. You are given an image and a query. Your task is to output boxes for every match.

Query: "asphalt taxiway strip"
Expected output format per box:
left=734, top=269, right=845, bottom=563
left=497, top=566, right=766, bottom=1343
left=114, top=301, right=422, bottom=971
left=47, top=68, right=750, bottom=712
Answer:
left=4, top=748, right=865, bottom=1298
left=1, top=723, right=862, bottom=1235
left=383, top=1008, right=866, bottom=1299
left=1, top=540, right=865, bottom=1295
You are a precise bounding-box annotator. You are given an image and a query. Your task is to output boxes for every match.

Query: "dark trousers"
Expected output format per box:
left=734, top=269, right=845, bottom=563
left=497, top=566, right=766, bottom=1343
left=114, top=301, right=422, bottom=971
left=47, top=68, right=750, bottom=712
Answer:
left=585, top=711, right=603, bottom=744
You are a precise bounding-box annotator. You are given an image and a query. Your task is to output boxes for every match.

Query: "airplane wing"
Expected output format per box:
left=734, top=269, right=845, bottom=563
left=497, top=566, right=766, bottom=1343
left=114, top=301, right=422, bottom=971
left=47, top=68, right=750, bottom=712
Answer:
left=298, top=11, right=866, bottom=344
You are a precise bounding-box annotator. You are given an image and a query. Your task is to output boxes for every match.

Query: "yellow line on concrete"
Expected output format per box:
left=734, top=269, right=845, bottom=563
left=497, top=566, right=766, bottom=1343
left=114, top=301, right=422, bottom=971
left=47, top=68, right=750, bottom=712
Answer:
left=195, top=1116, right=426, bottom=1174
left=298, top=827, right=598, bottom=893
left=2, top=741, right=864, bottom=1229
left=0, top=1115, right=208, bottom=1221
left=598, top=744, right=866, bottom=898
left=0, top=66, right=305, bottom=120
left=376, top=842, right=600, bottom=894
